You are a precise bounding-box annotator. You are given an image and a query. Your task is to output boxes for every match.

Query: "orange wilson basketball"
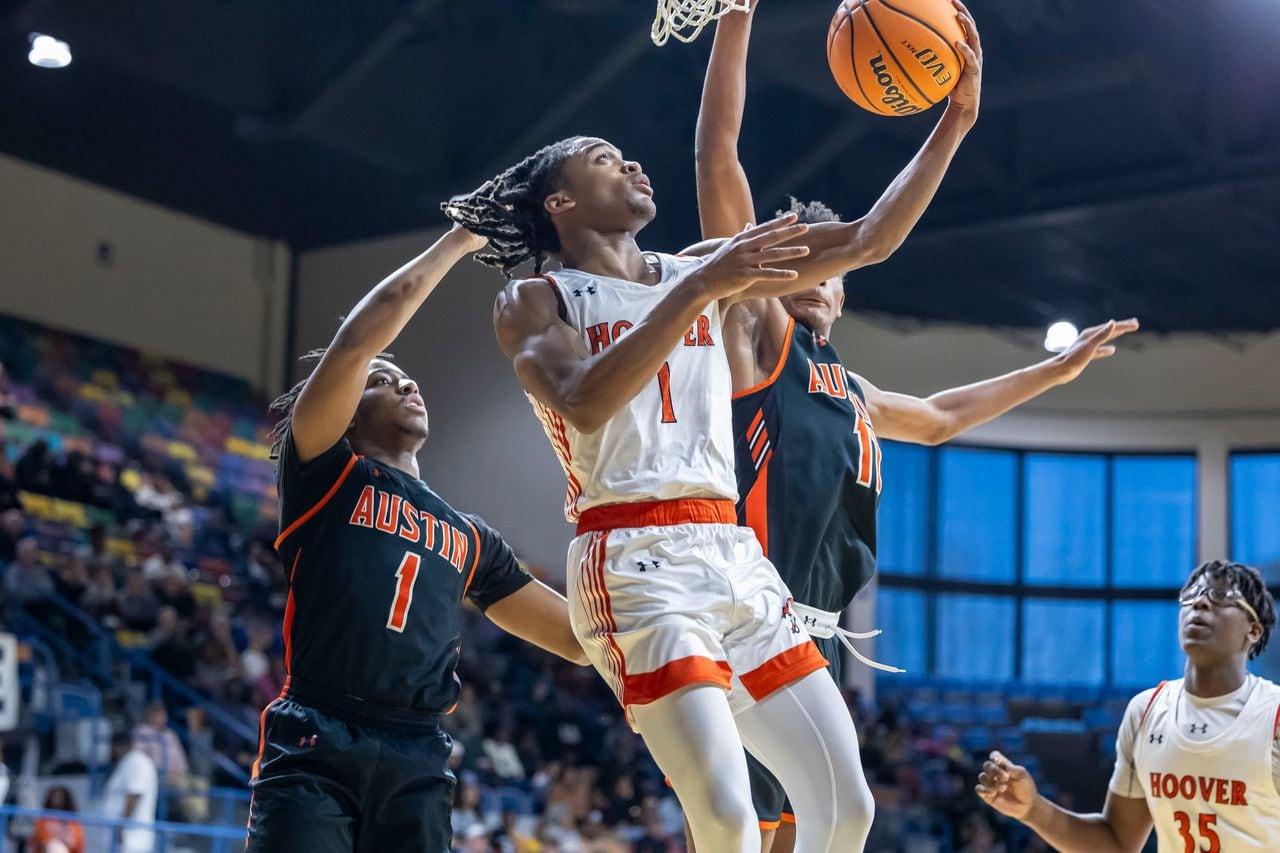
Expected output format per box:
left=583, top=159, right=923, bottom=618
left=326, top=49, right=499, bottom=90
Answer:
left=828, top=0, right=967, bottom=117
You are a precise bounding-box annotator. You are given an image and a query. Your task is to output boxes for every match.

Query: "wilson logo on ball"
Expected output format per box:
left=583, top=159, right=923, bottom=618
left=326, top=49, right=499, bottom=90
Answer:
left=867, top=54, right=921, bottom=115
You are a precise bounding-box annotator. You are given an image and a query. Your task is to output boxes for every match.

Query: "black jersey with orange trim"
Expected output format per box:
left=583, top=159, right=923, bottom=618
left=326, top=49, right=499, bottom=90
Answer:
left=273, top=432, right=532, bottom=730
left=731, top=318, right=882, bottom=614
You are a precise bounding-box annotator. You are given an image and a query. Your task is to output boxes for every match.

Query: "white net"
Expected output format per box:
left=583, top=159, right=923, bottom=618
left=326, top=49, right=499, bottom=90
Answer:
left=651, top=0, right=751, bottom=45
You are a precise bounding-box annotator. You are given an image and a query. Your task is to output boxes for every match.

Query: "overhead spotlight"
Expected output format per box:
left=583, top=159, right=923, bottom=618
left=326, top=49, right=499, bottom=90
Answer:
left=1044, top=321, right=1079, bottom=353
left=28, top=33, right=72, bottom=69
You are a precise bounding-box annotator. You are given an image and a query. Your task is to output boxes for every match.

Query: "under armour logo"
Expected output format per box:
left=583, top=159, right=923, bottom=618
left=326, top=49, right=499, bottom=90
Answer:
left=297, top=734, right=318, bottom=748
left=813, top=334, right=828, bottom=347
left=1149, top=733, right=1164, bottom=744
left=572, top=286, right=597, bottom=297
left=1188, top=723, right=1208, bottom=735
left=635, top=560, right=660, bottom=572
left=801, top=615, right=821, bottom=628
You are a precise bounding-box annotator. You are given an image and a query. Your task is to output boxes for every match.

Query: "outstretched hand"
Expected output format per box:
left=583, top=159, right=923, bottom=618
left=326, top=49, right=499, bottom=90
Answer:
left=1053, top=318, right=1140, bottom=384
left=947, top=0, right=983, bottom=117
left=976, top=751, right=1038, bottom=820
left=691, top=213, right=810, bottom=300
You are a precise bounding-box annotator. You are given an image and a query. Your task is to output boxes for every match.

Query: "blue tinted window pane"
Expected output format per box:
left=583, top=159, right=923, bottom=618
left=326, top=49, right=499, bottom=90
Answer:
left=1112, top=456, right=1196, bottom=587
left=938, top=448, right=1017, bottom=581
left=1111, top=602, right=1183, bottom=686
left=876, top=587, right=927, bottom=675
left=936, top=594, right=1015, bottom=680
left=1022, top=599, right=1105, bottom=685
left=1231, top=454, right=1280, bottom=584
left=877, top=441, right=930, bottom=575
left=1024, top=455, right=1107, bottom=586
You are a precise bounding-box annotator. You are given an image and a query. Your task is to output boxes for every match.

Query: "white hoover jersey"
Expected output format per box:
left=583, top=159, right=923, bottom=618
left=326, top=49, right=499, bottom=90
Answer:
left=529, top=253, right=737, bottom=521
left=1116, top=676, right=1280, bottom=851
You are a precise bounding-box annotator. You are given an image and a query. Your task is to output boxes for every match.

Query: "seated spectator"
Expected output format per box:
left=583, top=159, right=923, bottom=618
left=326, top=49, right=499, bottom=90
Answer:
left=0, top=362, right=15, bottom=420
left=147, top=607, right=198, bottom=680
left=133, top=701, right=208, bottom=821
left=14, top=439, right=54, bottom=495
left=142, top=546, right=187, bottom=585
left=6, top=537, right=55, bottom=606
left=0, top=449, right=19, bottom=512
left=33, top=785, right=84, bottom=853
left=116, top=570, right=159, bottom=631
left=81, top=563, right=120, bottom=622
left=51, top=450, right=95, bottom=504
left=153, top=572, right=196, bottom=620
left=0, top=508, right=26, bottom=563
left=52, top=551, right=91, bottom=607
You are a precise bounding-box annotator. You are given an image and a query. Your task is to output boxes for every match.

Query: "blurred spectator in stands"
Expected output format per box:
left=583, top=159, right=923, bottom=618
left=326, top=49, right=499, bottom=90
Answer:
left=133, top=701, right=207, bottom=822
left=81, top=563, right=120, bottom=622
left=147, top=606, right=198, bottom=681
left=0, top=509, right=26, bottom=563
left=0, top=448, right=19, bottom=512
left=33, top=785, right=84, bottom=853
left=452, top=777, right=485, bottom=839
left=51, top=450, right=95, bottom=504
left=133, top=701, right=190, bottom=784
left=6, top=537, right=55, bottom=609
left=240, top=623, right=281, bottom=707
left=133, top=473, right=181, bottom=518
left=14, top=439, right=53, bottom=495
left=103, top=730, right=158, bottom=853
left=117, top=570, right=159, bottom=631
left=0, top=362, right=15, bottom=420
left=190, top=613, right=241, bottom=701
left=142, top=544, right=186, bottom=585
left=84, top=523, right=117, bottom=571
left=194, top=505, right=235, bottom=560
left=489, top=810, right=535, bottom=853
left=52, top=550, right=90, bottom=607
left=153, top=572, right=196, bottom=620
left=483, top=724, right=526, bottom=783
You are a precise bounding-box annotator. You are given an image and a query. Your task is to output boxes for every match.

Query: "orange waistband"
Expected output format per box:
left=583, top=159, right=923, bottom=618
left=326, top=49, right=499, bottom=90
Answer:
left=576, top=498, right=736, bottom=535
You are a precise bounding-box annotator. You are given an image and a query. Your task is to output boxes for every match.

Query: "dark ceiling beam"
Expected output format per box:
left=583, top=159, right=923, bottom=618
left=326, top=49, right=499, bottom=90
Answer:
left=486, top=30, right=653, bottom=172
left=235, top=0, right=444, bottom=173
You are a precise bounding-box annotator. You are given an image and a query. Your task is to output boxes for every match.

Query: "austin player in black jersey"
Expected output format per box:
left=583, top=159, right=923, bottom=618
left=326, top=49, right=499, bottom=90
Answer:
left=692, top=3, right=1139, bottom=851
left=245, top=223, right=586, bottom=853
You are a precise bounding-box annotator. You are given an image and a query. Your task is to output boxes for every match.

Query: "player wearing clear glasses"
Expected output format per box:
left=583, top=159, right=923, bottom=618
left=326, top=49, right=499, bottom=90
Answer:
left=978, top=559, right=1280, bottom=851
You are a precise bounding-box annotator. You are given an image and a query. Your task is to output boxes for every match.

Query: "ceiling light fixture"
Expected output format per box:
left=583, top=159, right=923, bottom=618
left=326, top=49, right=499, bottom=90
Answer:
left=1044, top=321, right=1079, bottom=353
left=28, top=33, right=72, bottom=69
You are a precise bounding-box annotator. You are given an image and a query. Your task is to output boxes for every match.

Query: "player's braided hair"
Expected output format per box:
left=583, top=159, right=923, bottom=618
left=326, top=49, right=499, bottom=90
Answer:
left=442, top=137, right=584, bottom=277
left=1182, top=559, right=1276, bottom=659
left=777, top=196, right=842, bottom=225
left=267, top=348, right=394, bottom=462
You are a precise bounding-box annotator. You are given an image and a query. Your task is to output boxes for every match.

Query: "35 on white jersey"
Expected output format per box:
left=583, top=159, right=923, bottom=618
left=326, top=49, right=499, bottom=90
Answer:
left=1128, top=677, right=1280, bottom=851
left=528, top=253, right=737, bottom=521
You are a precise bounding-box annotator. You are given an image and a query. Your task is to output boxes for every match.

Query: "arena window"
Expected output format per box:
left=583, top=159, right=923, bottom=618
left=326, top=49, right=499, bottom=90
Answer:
left=876, top=444, right=1199, bottom=687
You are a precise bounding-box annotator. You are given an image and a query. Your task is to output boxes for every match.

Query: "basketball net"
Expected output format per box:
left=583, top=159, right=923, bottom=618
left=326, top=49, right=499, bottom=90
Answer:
left=651, top=0, right=751, bottom=45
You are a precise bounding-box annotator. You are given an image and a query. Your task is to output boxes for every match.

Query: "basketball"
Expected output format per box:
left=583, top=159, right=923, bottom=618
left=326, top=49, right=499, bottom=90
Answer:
left=828, top=0, right=967, bottom=116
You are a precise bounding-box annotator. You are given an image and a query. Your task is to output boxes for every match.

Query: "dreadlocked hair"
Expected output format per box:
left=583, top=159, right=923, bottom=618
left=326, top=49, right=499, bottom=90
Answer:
left=441, top=137, right=585, bottom=277
left=777, top=196, right=842, bottom=226
left=267, top=348, right=395, bottom=462
left=1183, top=559, right=1277, bottom=659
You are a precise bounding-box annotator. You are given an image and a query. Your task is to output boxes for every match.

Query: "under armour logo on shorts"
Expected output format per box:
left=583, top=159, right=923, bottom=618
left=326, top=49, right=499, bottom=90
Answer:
left=1149, top=733, right=1164, bottom=744
left=1188, top=723, right=1208, bottom=735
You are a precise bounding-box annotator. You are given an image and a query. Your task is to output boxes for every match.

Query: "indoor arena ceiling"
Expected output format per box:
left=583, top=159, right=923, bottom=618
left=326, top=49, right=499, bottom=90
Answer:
left=2, top=0, right=1279, bottom=332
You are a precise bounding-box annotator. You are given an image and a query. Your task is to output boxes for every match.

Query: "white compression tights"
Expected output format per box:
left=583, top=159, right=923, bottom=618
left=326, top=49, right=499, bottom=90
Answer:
left=630, top=671, right=874, bottom=853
